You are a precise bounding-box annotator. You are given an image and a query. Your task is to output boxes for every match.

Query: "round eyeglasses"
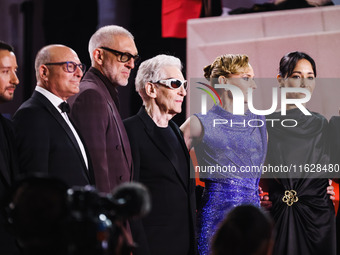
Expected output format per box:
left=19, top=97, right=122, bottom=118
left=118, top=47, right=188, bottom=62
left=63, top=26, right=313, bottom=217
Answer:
left=100, top=46, right=140, bottom=64
left=153, top=79, right=188, bottom=90
left=44, top=61, right=86, bottom=73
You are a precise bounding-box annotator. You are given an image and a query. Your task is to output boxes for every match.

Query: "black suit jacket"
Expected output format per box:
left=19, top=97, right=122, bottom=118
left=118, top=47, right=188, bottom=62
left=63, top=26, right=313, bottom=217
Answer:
left=124, top=107, right=196, bottom=255
left=0, top=115, right=20, bottom=254
left=0, top=115, right=18, bottom=201
left=12, top=91, right=94, bottom=187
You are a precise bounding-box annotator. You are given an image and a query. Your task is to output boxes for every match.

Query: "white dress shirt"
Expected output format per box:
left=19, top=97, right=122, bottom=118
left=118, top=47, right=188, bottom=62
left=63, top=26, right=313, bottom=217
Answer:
left=35, top=86, right=88, bottom=169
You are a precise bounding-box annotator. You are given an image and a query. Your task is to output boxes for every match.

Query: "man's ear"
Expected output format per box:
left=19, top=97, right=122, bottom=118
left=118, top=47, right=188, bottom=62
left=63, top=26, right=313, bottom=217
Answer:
left=39, top=65, right=49, bottom=82
left=145, top=82, right=157, bottom=98
left=93, top=48, right=104, bottom=65
left=277, top=74, right=284, bottom=87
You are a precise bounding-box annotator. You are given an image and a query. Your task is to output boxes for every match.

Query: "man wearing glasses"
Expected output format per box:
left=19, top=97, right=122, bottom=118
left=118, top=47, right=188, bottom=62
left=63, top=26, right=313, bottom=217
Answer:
left=123, top=54, right=196, bottom=255
left=13, top=44, right=94, bottom=187
left=68, top=25, right=138, bottom=194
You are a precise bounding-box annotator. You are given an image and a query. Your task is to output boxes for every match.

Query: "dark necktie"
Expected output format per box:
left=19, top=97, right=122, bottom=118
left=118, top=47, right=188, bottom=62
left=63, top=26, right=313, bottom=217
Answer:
left=59, top=102, right=70, bottom=113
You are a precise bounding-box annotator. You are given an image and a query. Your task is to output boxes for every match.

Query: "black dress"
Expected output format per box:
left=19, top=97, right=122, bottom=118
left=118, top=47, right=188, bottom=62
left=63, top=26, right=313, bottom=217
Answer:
left=329, top=116, right=340, bottom=255
left=265, top=108, right=336, bottom=255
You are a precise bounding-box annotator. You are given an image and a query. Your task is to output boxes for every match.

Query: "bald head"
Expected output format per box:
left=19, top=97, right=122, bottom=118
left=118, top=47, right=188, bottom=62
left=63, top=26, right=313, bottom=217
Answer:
left=35, top=44, right=84, bottom=100
left=35, top=44, right=78, bottom=81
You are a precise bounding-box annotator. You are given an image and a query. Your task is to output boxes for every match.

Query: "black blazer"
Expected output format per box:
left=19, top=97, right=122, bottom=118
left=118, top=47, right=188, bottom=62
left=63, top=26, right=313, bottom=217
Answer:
left=124, top=107, right=196, bottom=255
left=0, top=115, right=18, bottom=201
left=0, top=115, right=20, bottom=254
left=12, top=91, right=94, bottom=187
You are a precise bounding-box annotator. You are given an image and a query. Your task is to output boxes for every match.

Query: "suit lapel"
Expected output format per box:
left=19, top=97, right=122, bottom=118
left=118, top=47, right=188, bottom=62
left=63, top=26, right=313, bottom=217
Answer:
left=68, top=118, right=95, bottom=184
left=32, top=92, right=91, bottom=182
left=107, top=99, right=133, bottom=167
left=95, top=78, right=133, bottom=170
left=169, top=120, right=190, bottom=162
left=137, top=107, right=188, bottom=190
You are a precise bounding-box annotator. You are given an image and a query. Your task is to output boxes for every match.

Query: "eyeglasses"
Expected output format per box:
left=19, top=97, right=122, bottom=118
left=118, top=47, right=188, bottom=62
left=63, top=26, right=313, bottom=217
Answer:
left=154, top=79, right=188, bottom=90
left=100, top=47, right=140, bottom=64
left=45, top=61, right=86, bottom=73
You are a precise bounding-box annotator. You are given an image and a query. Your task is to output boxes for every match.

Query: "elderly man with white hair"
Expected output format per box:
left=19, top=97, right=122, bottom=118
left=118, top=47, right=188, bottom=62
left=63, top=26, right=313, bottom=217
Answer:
left=124, top=54, right=196, bottom=255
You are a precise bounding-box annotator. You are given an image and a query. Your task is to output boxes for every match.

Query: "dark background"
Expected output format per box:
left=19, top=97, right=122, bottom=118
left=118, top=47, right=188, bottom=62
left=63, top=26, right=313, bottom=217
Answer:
left=0, top=0, right=189, bottom=125
left=2, top=0, right=337, bottom=124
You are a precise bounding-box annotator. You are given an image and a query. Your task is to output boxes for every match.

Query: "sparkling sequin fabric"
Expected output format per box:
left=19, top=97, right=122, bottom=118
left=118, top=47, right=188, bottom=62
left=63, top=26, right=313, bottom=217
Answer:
left=194, top=105, right=267, bottom=255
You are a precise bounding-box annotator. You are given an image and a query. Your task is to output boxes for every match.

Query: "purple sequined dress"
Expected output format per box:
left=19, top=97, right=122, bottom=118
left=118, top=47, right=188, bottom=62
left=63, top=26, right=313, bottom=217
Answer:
left=194, top=105, right=267, bottom=255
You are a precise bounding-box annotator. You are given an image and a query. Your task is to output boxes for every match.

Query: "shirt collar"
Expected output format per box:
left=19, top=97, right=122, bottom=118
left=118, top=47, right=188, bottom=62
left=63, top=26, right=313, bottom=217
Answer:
left=35, top=86, right=65, bottom=113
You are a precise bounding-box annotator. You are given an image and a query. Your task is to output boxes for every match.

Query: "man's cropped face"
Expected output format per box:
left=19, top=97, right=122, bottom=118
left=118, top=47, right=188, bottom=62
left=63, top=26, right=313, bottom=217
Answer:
left=0, top=50, right=19, bottom=103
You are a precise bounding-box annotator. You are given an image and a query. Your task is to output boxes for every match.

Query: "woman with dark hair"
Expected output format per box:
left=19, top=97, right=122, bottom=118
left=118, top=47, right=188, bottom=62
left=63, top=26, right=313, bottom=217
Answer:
left=265, top=51, right=336, bottom=255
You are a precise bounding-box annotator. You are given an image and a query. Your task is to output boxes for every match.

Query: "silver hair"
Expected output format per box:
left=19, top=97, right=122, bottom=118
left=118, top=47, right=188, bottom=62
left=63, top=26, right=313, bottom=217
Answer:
left=88, top=25, right=134, bottom=65
left=135, top=54, right=182, bottom=101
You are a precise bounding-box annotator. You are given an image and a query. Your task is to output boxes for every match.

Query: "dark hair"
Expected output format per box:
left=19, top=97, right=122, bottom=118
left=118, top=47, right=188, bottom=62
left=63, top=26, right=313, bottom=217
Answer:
left=211, top=205, right=274, bottom=255
left=279, top=51, right=316, bottom=78
left=0, top=41, right=14, bottom=52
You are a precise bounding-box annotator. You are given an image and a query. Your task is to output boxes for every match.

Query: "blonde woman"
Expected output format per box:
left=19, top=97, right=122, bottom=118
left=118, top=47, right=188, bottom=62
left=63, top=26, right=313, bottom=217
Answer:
left=181, top=54, right=267, bottom=255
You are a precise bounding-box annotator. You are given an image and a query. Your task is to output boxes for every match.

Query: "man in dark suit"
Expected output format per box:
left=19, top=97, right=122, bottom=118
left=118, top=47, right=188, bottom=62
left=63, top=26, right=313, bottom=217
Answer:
left=0, top=41, right=20, bottom=255
left=124, top=55, right=196, bottom=255
left=13, top=44, right=94, bottom=187
left=68, top=25, right=137, bottom=194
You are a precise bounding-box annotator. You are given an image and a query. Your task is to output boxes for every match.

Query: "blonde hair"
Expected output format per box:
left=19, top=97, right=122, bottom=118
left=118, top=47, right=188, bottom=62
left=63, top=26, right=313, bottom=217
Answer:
left=204, top=54, right=250, bottom=84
